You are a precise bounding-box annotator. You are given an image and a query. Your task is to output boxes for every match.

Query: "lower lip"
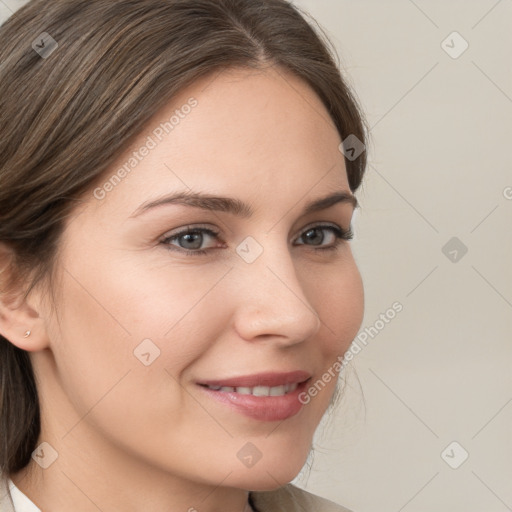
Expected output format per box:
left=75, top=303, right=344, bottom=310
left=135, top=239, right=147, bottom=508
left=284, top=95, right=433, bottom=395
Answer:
left=197, top=380, right=310, bottom=422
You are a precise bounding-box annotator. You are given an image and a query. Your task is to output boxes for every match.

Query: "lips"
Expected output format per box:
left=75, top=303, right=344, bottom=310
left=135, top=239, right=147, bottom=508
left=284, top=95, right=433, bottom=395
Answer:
left=196, top=371, right=312, bottom=422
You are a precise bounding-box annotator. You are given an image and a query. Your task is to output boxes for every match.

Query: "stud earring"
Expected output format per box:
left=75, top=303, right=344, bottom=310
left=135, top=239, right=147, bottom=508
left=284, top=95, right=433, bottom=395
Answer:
left=23, top=330, right=31, bottom=338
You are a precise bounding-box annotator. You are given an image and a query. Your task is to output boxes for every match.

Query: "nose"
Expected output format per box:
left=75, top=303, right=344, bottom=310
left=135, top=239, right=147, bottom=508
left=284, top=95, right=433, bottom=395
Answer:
left=230, top=241, right=322, bottom=347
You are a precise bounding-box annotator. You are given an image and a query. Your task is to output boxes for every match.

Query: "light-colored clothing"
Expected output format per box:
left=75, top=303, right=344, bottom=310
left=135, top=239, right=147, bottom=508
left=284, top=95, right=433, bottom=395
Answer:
left=251, top=483, right=353, bottom=511
left=0, top=478, right=39, bottom=512
left=0, top=474, right=353, bottom=512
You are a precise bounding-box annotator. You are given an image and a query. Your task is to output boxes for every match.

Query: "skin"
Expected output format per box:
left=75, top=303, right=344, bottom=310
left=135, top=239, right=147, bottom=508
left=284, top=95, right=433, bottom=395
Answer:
left=1, top=64, right=364, bottom=512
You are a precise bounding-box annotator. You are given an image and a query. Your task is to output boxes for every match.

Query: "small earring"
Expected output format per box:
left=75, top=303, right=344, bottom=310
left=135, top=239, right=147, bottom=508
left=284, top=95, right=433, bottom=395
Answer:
left=23, top=330, right=31, bottom=338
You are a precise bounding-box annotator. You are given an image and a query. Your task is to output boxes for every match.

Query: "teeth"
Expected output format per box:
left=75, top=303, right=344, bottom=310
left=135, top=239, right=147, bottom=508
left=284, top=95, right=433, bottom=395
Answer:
left=269, top=385, right=286, bottom=396
left=206, top=382, right=299, bottom=396
left=252, top=385, right=270, bottom=396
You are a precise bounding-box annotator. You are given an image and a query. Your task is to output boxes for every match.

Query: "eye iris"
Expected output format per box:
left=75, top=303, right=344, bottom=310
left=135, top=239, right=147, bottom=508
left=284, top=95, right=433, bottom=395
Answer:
left=304, top=228, right=324, bottom=246
left=180, top=232, right=203, bottom=249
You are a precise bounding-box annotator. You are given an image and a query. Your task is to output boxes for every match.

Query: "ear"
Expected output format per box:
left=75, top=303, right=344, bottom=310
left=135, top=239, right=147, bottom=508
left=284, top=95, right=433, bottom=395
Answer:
left=0, top=243, right=50, bottom=352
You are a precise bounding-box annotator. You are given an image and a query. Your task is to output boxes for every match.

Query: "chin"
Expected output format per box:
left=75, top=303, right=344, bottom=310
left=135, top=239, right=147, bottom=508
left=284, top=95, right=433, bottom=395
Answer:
left=237, top=474, right=298, bottom=492
left=231, top=452, right=310, bottom=492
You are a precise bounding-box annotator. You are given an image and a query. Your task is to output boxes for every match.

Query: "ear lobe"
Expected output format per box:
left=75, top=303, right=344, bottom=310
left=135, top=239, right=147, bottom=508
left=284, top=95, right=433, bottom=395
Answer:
left=0, top=243, right=50, bottom=352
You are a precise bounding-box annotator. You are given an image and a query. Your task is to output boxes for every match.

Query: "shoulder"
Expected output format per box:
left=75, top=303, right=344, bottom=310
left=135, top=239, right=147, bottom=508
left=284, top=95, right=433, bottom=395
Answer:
left=250, top=483, right=354, bottom=512
left=0, top=473, right=15, bottom=512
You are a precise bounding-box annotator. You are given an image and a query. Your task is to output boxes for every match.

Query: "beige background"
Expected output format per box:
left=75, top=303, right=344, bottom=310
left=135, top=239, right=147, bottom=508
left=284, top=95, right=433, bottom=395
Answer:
left=1, top=1, right=511, bottom=511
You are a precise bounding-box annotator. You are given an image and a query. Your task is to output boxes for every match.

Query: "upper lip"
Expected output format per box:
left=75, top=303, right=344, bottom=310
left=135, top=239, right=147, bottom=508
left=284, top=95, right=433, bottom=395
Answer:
left=198, top=370, right=311, bottom=388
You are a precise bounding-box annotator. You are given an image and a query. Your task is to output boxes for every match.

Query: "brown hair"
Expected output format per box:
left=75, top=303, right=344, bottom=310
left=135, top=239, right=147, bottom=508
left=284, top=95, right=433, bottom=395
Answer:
left=0, top=0, right=367, bottom=478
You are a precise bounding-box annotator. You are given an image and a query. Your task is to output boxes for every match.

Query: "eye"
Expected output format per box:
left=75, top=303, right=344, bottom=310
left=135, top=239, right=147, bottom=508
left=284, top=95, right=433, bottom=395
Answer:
left=161, top=226, right=223, bottom=256
left=294, top=224, right=353, bottom=251
left=160, top=223, right=353, bottom=257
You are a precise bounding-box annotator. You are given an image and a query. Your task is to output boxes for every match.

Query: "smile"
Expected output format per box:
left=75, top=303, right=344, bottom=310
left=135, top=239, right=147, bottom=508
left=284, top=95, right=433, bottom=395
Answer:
left=197, top=371, right=312, bottom=422
left=202, top=382, right=299, bottom=396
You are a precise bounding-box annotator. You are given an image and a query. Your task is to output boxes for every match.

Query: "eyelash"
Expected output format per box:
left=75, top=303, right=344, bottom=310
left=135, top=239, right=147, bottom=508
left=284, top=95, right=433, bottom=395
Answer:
left=160, top=223, right=354, bottom=257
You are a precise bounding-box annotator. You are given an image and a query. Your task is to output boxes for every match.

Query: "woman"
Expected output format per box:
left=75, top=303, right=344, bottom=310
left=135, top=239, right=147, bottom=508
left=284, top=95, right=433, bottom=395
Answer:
left=0, top=0, right=368, bottom=510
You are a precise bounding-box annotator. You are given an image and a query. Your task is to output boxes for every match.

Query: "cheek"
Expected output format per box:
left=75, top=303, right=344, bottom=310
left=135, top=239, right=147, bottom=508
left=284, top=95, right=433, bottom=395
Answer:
left=309, top=253, right=364, bottom=356
left=49, top=254, right=231, bottom=416
left=47, top=271, right=137, bottom=417
left=293, top=255, right=363, bottom=414
left=47, top=263, right=218, bottom=452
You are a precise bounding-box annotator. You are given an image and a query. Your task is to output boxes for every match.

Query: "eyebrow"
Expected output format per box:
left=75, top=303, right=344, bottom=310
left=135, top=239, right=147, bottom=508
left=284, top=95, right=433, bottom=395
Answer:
left=129, top=189, right=358, bottom=219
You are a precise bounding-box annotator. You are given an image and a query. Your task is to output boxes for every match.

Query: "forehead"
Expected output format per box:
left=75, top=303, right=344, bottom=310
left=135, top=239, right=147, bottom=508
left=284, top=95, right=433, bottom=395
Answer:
left=83, top=65, right=349, bottom=221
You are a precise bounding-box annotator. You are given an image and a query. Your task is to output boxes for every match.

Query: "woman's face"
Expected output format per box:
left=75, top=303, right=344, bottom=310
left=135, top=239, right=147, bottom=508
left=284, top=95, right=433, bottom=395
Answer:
left=34, top=65, right=364, bottom=492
